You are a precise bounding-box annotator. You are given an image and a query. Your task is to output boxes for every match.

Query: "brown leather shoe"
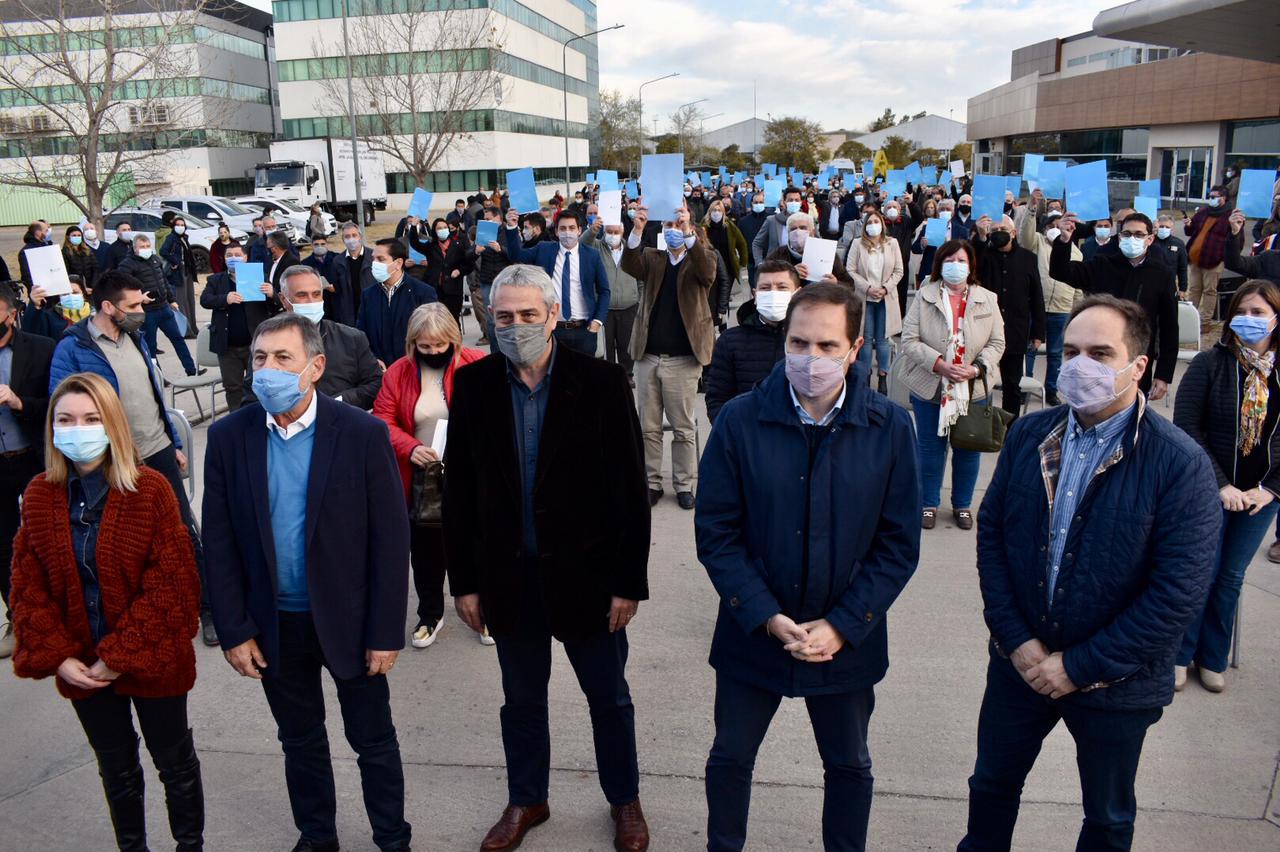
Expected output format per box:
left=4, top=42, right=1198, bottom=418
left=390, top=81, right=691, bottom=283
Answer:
left=480, top=803, right=549, bottom=851
left=610, top=799, right=650, bottom=851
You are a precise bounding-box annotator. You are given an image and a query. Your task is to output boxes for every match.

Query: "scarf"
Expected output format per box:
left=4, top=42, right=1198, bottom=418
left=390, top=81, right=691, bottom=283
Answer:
left=1235, top=343, right=1274, bottom=456
left=936, top=283, right=970, bottom=437
left=57, top=301, right=93, bottom=323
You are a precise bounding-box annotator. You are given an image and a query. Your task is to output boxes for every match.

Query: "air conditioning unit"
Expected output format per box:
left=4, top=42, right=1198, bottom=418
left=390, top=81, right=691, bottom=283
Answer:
left=28, top=113, right=55, bottom=133
left=128, top=104, right=171, bottom=127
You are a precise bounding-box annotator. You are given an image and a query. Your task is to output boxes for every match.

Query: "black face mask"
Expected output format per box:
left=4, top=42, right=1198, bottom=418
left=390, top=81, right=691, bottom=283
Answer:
left=416, top=345, right=453, bottom=370
left=990, top=231, right=1013, bottom=249
left=957, top=204, right=972, bottom=215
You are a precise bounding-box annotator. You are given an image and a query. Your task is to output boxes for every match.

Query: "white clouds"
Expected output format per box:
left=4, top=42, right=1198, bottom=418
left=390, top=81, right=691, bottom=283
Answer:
left=596, top=0, right=1116, bottom=135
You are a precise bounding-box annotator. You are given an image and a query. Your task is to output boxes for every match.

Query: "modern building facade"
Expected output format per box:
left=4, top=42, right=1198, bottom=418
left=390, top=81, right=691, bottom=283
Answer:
left=967, top=28, right=1280, bottom=203
left=699, top=117, right=768, bottom=159
left=0, top=1, right=276, bottom=206
left=271, top=0, right=601, bottom=199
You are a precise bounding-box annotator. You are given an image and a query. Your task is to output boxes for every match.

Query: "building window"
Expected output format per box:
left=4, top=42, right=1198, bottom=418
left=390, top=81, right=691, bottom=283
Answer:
left=1226, top=119, right=1280, bottom=172
left=283, top=109, right=588, bottom=141
left=1067, top=56, right=1087, bottom=67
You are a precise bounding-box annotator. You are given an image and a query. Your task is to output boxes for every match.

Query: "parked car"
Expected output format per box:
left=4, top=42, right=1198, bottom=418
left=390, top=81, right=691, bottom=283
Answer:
left=143, top=195, right=299, bottom=245
left=103, top=207, right=246, bottom=273
left=233, top=196, right=336, bottom=240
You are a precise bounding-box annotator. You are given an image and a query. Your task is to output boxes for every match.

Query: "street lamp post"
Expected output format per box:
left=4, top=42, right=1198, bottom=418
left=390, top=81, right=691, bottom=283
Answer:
left=699, top=112, right=724, bottom=164
left=676, top=98, right=708, bottom=160
left=637, top=73, right=679, bottom=176
left=340, top=0, right=364, bottom=226
left=563, top=24, right=624, bottom=198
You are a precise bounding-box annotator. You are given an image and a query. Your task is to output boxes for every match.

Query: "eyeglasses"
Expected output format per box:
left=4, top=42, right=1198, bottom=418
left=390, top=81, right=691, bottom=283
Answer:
left=1118, top=230, right=1149, bottom=239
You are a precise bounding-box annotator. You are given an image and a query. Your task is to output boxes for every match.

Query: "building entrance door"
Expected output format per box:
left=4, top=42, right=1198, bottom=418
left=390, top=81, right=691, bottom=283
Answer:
left=1160, top=147, right=1213, bottom=206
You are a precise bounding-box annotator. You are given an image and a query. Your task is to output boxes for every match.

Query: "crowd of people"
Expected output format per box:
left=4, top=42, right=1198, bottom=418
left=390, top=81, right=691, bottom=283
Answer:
left=0, top=156, right=1279, bottom=852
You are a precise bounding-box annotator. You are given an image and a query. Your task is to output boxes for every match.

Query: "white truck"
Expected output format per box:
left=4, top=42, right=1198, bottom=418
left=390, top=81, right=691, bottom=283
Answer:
left=253, top=139, right=387, bottom=225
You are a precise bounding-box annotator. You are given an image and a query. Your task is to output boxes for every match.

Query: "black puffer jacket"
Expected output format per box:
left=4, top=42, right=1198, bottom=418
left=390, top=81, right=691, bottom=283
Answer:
left=704, top=300, right=786, bottom=425
left=1173, top=341, right=1280, bottom=492
left=62, top=246, right=99, bottom=292
left=117, top=253, right=173, bottom=312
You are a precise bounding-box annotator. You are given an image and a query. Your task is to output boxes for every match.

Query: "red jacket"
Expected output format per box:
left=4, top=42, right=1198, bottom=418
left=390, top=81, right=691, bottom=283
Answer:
left=10, top=469, right=200, bottom=700
left=373, top=347, right=489, bottom=499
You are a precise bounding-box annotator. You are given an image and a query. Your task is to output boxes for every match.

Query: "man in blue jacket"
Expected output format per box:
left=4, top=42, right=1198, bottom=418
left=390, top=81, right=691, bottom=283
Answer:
left=960, top=295, right=1220, bottom=851
left=203, top=313, right=412, bottom=852
left=696, top=283, right=921, bottom=852
left=355, top=238, right=437, bottom=366
left=502, top=207, right=609, bottom=355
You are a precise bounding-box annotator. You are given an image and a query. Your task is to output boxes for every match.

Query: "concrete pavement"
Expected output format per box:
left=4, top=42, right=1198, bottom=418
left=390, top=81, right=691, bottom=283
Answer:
left=1, top=282, right=1278, bottom=852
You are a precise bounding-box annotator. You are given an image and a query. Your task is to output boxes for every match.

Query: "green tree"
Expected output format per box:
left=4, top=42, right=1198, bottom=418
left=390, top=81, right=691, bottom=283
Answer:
left=718, top=144, right=751, bottom=172
left=948, top=142, right=974, bottom=169
left=758, top=116, right=824, bottom=173
left=654, top=134, right=679, bottom=155
left=594, top=89, right=641, bottom=174
left=880, top=135, right=914, bottom=169
left=911, top=147, right=945, bottom=168
left=835, top=140, right=872, bottom=162
left=867, top=108, right=896, bottom=132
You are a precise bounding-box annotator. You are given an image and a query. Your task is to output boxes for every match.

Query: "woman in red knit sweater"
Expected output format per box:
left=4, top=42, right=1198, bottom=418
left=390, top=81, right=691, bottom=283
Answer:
left=372, top=302, right=486, bottom=650
left=10, top=372, right=203, bottom=852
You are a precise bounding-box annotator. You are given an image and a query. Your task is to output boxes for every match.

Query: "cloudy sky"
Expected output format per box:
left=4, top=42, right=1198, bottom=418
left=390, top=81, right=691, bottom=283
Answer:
left=595, top=0, right=1117, bottom=135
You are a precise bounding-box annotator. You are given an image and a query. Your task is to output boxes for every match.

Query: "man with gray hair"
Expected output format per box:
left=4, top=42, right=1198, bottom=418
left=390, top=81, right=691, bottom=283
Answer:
left=444, top=263, right=651, bottom=852
left=204, top=312, right=412, bottom=852
left=332, top=221, right=374, bottom=326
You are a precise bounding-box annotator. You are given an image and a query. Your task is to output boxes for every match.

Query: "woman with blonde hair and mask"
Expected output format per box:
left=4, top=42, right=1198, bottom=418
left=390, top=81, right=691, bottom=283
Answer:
left=846, top=209, right=904, bottom=392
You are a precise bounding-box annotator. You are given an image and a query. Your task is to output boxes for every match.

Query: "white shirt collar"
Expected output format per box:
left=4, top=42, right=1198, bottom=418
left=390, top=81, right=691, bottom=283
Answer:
left=266, top=390, right=319, bottom=441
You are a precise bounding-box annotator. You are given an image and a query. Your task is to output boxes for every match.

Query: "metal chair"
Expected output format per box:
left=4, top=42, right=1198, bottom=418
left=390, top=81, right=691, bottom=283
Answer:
left=1176, top=301, right=1201, bottom=363
left=165, top=406, right=197, bottom=506
left=155, top=325, right=222, bottom=421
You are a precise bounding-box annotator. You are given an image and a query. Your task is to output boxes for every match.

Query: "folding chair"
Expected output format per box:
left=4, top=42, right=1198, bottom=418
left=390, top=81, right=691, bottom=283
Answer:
left=154, top=327, right=222, bottom=421
left=165, top=407, right=198, bottom=514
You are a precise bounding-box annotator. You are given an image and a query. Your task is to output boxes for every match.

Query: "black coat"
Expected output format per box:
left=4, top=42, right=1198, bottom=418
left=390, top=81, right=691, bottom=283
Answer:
left=268, top=250, right=301, bottom=291
left=972, top=236, right=1046, bottom=346
left=1050, top=239, right=1181, bottom=384
left=442, top=347, right=650, bottom=642
left=1224, top=232, right=1280, bottom=285
left=107, top=238, right=132, bottom=271
left=316, top=320, right=382, bottom=410
left=1, top=328, right=54, bottom=453
left=200, top=271, right=281, bottom=355
left=705, top=300, right=785, bottom=424
left=62, top=246, right=99, bottom=292
left=407, top=229, right=475, bottom=297
left=117, top=253, right=172, bottom=311
left=330, top=249, right=373, bottom=326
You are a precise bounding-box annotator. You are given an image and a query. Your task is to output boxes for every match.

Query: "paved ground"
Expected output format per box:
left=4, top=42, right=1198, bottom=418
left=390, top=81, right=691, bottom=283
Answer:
left=1, top=227, right=1278, bottom=851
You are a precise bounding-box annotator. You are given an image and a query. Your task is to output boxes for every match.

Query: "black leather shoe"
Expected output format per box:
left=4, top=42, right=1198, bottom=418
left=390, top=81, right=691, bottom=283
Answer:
left=1046, top=390, right=1061, bottom=406
left=290, top=838, right=339, bottom=852
left=647, top=488, right=664, bottom=507
left=200, top=612, right=219, bottom=647
left=677, top=492, right=695, bottom=510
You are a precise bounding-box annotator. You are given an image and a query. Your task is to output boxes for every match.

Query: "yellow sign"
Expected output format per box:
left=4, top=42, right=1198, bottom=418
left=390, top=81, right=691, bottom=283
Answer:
left=872, top=149, right=889, bottom=177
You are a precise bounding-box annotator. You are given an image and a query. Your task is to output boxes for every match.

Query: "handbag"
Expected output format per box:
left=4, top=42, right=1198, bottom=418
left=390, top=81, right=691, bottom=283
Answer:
left=948, top=374, right=1014, bottom=453
left=409, top=461, right=444, bottom=527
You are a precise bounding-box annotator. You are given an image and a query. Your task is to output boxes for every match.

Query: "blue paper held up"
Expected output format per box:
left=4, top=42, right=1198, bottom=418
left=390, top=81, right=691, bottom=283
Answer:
left=816, top=173, right=828, bottom=189
left=1138, top=178, right=1160, bottom=199
left=1238, top=169, right=1276, bottom=219
left=700, top=171, right=712, bottom=188
left=597, top=170, right=619, bottom=192
left=625, top=179, right=639, bottom=198
left=235, top=262, right=267, bottom=301
left=586, top=172, right=595, bottom=185
left=762, top=179, right=786, bottom=209
left=925, top=217, right=948, bottom=247
left=475, top=220, right=500, bottom=247
left=173, top=309, right=188, bottom=338
left=1024, top=154, right=1044, bottom=180
left=904, top=160, right=922, bottom=187
left=640, top=153, right=685, bottom=220
left=1036, top=161, right=1067, bottom=199
left=407, top=187, right=433, bottom=219
left=971, top=175, right=1007, bottom=221
left=1065, top=160, right=1110, bottom=221
left=506, top=168, right=539, bottom=214
left=763, top=163, right=777, bottom=177
left=409, top=246, right=426, bottom=264
left=884, top=169, right=907, bottom=198
left=1006, top=175, right=1022, bottom=198
left=939, top=170, right=953, bottom=187
left=920, top=167, right=937, bottom=187
left=1134, top=196, right=1159, bottom=222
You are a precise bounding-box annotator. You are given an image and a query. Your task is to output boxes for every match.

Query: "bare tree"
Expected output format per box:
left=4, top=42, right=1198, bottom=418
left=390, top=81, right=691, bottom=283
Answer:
left=594, top=89, right=640, bottom=174
left=668, top=103, right=705, bottom=159
left=0, top=0, right=232, bottom=231
left=312, top=4, right=506, bottom=189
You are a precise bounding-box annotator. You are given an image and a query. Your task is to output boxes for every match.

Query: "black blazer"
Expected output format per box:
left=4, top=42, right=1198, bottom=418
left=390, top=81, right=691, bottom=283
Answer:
left=268, top=251, right=301, bottom=291
left=331, top=249, right=374, bottom=326
left=972, top=237, right=1047, bottom=345
left=442, top=347, right=650, bottom=641
left=407, top=228, right=475, bottom=297
left=4, top=329, right=55, bottom=452
left=200, top=271, right=282, bottom=355
left=202, top=394, right=410, bottom=680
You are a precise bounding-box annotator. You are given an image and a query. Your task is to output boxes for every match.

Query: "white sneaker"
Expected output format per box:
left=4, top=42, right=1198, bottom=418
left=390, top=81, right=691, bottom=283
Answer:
left=0, top=622, right=13, bottom=659
left=411, top=617, right=443, bottom=649
left=479, top=626, right=496, bottom=646
left=1199, top=667, right=1226, bottom=693
left=1174, top=665, right=1188, bottom=692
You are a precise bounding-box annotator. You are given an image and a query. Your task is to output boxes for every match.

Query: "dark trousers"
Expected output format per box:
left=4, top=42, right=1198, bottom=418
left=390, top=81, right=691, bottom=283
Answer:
left=440, top=290, right=464, bottom=323
left=998, top=347, right=1025, bottom=417
left=605, top=305, right=638, bottom=375
left=260, top=611, right=411, bottom=851
left=142, top=307, right=198, bottom=374
left=143, top=443, right=209, bottom=615
left=493, top=602, right=639, bottom=807
left=959, top=661, right=1162, bottom=852
left=73, top=688, right=190, bottom=757
left=217, top=344, right=252, bottom=411
left=0, top=447, right=42, bottom=619
left=410, top=524, right=446, bottom=627
left=705, top=674, right=875, bottom=852
left=554, top=324, right=598, bottom=356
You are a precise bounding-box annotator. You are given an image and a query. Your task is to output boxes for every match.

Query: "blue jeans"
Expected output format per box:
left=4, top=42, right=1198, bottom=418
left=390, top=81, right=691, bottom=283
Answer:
left=706, top=674, right=874, bottom=852
left=959, top=660, right=1161, bottom=852
left=1177, top=502, right=1278, bottom=672
left=1025, top=312, right=1069, bottom=394
left=142, top=306, right=198, bottom=375
left=910, top=395, right=984, bottom=510
left=856, top=300, right=892, bottom=376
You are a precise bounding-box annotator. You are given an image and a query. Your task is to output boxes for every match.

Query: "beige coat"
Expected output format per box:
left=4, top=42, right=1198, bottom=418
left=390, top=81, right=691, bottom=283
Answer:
left=899, top=281, right=1006, bottom=401
left=1017, top=205, right=1081, bottom=314
left=845, top=238, right=904, bottom=338
left=621, top=232, right=717, bottom=365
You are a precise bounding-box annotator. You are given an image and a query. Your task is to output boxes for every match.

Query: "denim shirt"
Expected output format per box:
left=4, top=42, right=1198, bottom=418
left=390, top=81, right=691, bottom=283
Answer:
left=69, top=468, right=111, bottom=643
left=507, top=343, right=557, bottom=558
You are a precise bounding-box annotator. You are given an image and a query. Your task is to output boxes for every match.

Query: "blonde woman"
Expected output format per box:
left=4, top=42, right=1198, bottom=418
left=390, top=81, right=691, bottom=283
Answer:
left=846, top=210, right=904, bottom=390
left=372, top=303, right=487, bottom=648
left=10, top=372, right=203, bottom=851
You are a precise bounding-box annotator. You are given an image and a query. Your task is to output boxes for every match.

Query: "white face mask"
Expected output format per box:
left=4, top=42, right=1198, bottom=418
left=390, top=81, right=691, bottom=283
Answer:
left=604, top=232, right=622, bottom=248
left=1045, top=227, right=1062, bottom=242
left=865, top=223, right=883, bottom=238
left=755, top=290, right=792, bottom=322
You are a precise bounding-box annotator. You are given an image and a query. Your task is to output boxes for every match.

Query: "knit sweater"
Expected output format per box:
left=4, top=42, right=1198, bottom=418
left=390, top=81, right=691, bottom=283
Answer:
left=10, top=468, right=200, bottom=700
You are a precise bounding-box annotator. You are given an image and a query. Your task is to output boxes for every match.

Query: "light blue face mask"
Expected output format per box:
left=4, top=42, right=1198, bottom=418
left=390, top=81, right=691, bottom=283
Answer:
left=291, top=301, right=325, bottom=324
left=54, top=425, right=110, bottom=463
left=785, top=201, right=801, bottom=215
left=371, top=260, right=391, bottom=282
left=1230, top=314, right=1275, bottom=344
left=59, top=294, right=85, bottom=311
left=252, top=364, right=311, bottom=415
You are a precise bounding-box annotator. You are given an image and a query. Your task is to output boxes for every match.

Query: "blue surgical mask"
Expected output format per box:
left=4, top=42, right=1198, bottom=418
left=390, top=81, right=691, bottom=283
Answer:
left=1095, top=227, right=1112, bottom=240
left=587, top=214, right=597, bottom=226
left=1209, top=197, right=1221, bottom=208
left=291, top=301, right=325, bottom=324
left=69, top=235, right=83, bottom=246
left=785, top=201, right=801, bottom=215
left=1230, top=314, right=1275, bottom=344
left=627, top=209, right=637, bottom=219
left=252, top=365, right=311, bottom=415
left=54, top=425, right=110, bottom=463
left=1119, top=236, right=1147, bottom=259
left=371, top=260, right=391, bottom=282
left=752, top=203, right=765, bottom=213
left=941, top=261, right=969, bottom=285
left=436, top=228, right=450, bottom=241
left=59, top=294, right=85, bottom=311
left=1156, top=227, right=1171, bottom=239
left=664, top=229, right=687, bottom=250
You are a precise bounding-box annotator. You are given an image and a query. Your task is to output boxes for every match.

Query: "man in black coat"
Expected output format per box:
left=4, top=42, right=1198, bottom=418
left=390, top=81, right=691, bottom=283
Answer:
left=199, top=242, right=281, bottom=410
left=266, top=231, right=300, bottom=292
left=331, top=221, right=373, bottom=326
left=974, top=214, right=1046, bottom=416
left=1051, top=213, right=1179, bottom=401
left=0, top=284, right=54, bottom=656
left=704, top=259, right=798, bottom=423
left=1225, top=208, right=1280, bottom=285
left=443, top=264, right=651, bottom=852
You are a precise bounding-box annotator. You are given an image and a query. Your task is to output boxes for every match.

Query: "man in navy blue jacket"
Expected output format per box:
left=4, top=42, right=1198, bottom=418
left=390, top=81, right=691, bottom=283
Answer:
left=696, top=283, right=921, bottom=852
left=960, top=295, right=1220, bottom=852
left=502, top=207, right=609, bottom=355
left=203, top=313, right=412, bottom=852
left=356, top=238, right=437, bottom=365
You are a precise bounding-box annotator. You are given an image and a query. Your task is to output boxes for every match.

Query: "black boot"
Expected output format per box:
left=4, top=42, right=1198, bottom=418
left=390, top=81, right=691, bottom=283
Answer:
left=150, top=729, right=204, bottom=852
left=94, top=736, right=149, bottom=851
